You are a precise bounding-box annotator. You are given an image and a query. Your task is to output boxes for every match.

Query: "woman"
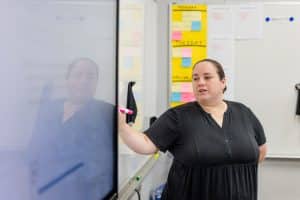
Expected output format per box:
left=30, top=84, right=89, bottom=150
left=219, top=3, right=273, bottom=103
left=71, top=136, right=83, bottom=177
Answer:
left=119, top=58, right=267, bottom=200
left=28, top=58, right=114, bottom=200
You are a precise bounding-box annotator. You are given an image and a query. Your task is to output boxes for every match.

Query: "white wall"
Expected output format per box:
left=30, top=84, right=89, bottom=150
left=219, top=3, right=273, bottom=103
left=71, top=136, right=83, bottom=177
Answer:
left=258, top=159, right=300, bottom=200
left=118, top=1, right=170, bottom=199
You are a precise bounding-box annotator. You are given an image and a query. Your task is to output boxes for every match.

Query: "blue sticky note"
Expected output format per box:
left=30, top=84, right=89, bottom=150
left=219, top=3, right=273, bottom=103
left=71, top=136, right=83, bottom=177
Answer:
left=171, top=92, right=181, bottom=102
left=191, top=21, right=201, bottom=31
left=123, top=56, right=133, bottom=68
left=182, top=58, right=192, bottom=67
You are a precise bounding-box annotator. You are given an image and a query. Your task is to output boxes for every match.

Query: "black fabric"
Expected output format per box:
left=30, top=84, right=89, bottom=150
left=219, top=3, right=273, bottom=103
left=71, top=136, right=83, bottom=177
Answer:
left=144, top=101, right=266, bottom=200
left=296, top=83, right=300, bottom=115
left=126, top=81, right=138, bottom=123
left=296, top=90, right=300, bottom=115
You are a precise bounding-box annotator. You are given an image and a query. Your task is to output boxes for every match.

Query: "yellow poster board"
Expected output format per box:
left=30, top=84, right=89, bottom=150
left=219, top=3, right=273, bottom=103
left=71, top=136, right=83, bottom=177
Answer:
left=170, top=4, right=207, bottom=107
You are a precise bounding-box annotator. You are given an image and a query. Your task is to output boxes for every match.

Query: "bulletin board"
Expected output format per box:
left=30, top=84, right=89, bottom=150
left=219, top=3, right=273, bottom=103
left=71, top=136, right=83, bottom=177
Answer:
left=169, top=4, right=207, bottom=107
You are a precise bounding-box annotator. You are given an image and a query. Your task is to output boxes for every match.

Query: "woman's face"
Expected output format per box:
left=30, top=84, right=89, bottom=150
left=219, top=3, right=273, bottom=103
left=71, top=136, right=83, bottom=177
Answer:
left=66, top=60, right=98, bottom=104
left=192, top=61, right=226, bottom=104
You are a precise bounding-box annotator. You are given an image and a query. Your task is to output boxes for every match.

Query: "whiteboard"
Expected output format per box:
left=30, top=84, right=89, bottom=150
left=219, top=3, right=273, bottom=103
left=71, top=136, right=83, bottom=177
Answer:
left=0, top=1, right=117, bottom=199
left=234, top=3, right=300, bottom=158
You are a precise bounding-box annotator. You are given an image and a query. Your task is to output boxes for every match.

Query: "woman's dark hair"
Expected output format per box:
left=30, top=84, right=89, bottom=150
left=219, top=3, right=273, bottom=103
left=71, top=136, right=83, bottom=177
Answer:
left=66, top=57, right=99, bottom=79
left=192, top=58, right=227, bottom=93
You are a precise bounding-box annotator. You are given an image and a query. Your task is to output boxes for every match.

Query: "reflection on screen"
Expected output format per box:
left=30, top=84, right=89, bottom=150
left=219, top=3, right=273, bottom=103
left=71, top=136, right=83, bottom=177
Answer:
left=0, top=1, right=116, bottom=200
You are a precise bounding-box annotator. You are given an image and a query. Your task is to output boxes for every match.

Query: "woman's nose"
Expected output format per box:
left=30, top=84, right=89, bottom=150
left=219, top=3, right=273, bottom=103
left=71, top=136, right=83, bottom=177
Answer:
left=197, top=77, right=205, bottom=85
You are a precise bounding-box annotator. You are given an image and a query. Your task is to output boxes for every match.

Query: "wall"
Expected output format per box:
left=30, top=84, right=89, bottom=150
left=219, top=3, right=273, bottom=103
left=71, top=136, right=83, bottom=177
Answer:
left=118, top=1, right=171, bottom=199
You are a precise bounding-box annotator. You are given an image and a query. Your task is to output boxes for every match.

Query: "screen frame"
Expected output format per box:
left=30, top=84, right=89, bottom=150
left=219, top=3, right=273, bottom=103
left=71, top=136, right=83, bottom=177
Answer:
left=104, top=0, right=119, bottom=199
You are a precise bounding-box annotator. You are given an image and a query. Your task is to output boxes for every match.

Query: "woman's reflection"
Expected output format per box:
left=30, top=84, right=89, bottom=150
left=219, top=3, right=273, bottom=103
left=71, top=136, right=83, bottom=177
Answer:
left=28, top=58, right=114, bottom=200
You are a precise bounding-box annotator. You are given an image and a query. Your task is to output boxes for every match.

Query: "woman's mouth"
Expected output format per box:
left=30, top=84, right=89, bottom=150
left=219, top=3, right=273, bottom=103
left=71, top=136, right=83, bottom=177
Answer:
left=198, top=89, right=208, bottom=94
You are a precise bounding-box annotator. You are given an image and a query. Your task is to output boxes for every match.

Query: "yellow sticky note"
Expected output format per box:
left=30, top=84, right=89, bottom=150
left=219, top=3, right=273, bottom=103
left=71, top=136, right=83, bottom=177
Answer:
left=182, top=11, right=201, bottom=21
left=133, top=11, right=143, bottom=19
left=172, top=22, right=183, bottom=31
left=172, top=48, right=182, bottom=58
left=172, top=12, right=182, bottom=21
left=182, top=22, right=192, bottom=31
left=172, top=83, right=181, bottom=92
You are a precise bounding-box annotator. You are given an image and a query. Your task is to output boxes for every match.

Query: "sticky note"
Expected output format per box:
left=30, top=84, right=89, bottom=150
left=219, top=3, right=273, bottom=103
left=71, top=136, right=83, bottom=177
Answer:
left=182, top=48, right=192, bottom=58
left=173, top=12, right=182, bottom=21
left=122, top=47, right=142, bottom=57
left=182, top=58, right=192, bottom=67
left=172, top=83, right=181, bottom=92
left=183, top=11, right=201, bottom=21
left=123, top=56, right=133, bottom=69
left=181, top=92, right=195, bottom=102
left=182, top=22, right=192, bottom=31
left=181, top=83, right=193, bottom=93
left=171, top=92, right=181, bottom=102
left=172, top=31, right=182, bottom=41
left=191, top=21, right=201, bottom=31
left=133, top=31, right=142, bottom=41
left=172, top=22, right=183, bottom=31
left=172, top=48, right=182, bottom=57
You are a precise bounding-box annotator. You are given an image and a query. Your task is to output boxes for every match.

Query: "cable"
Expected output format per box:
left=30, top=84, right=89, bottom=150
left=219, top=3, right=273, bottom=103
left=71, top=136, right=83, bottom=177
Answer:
left=134, top=188, right=141, bottom=200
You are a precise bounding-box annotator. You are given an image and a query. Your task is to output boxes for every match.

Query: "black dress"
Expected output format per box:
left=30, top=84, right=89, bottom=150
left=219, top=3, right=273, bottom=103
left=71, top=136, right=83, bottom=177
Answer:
left=145, top=101, right=266, bottom=200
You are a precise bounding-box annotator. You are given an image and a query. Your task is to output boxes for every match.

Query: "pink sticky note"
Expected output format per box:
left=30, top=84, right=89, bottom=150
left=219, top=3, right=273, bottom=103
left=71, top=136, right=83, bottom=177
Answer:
left=172, top=31, right=182, bottom=41
left=181, top=92, right=195, bottom=102
left=182, top=48, right=192, bottom=58
left=181, top=83, right=193, bottom=93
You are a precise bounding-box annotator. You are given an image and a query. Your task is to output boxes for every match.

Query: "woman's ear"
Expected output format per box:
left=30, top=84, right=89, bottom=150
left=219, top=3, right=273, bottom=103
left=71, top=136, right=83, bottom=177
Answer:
left=222, top=78, right=227, bottom=93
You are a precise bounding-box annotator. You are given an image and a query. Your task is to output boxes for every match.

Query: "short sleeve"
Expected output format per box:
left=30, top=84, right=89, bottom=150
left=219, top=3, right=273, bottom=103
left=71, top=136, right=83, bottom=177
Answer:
left=246, top=107, right=267, bottom=146
left=144, top=109, right=180, bottom=152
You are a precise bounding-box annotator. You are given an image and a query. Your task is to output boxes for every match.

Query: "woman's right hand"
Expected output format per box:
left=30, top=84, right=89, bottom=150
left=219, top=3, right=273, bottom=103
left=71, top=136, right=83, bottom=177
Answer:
left=117, top=106, right=158, bottom=154
left=118, top=109, right=127, bottom=133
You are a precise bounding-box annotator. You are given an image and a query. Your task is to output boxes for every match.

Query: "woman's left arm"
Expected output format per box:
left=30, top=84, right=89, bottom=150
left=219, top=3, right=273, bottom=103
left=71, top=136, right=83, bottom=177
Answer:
left=259, top=143, right=267, bottom=162
left=244, top=106, right=267, bottom=163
